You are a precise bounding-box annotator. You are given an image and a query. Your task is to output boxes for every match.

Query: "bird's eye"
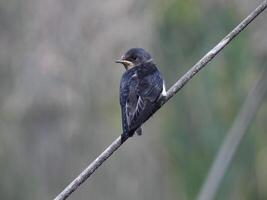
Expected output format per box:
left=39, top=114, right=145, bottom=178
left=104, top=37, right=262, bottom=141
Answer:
left=132, top=55, right=137, bottom=61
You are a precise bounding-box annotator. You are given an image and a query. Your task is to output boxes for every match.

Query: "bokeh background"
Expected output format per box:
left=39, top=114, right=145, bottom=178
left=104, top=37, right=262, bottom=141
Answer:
left=0, top=0, right=266, bottom=199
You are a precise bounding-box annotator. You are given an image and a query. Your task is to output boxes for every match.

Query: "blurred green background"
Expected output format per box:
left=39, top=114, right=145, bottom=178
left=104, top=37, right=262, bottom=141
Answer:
left=0, top=0, right=266, bottom=199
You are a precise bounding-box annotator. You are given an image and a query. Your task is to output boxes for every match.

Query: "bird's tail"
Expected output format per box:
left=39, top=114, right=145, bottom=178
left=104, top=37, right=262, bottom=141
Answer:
left=121, top=125, right=142, bottom=144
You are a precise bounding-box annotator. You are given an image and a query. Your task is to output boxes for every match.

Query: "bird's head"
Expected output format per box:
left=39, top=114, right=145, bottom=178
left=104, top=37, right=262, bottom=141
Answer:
left=116, top=48, right=152, bottom=70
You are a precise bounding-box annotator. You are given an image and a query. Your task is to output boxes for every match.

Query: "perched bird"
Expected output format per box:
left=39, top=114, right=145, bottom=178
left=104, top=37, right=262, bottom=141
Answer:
left=116, top=48, right=166, bottom=143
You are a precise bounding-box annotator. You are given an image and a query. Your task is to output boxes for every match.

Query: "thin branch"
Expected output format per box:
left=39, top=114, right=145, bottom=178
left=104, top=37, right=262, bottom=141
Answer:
left=197, top=68, right=267, bottom=200
left=54, top=1, right=267, bottom=199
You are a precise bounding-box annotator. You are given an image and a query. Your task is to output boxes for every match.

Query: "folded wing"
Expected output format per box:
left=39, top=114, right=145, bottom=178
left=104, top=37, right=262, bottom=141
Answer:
left=128, top=63, right=164, bottom=133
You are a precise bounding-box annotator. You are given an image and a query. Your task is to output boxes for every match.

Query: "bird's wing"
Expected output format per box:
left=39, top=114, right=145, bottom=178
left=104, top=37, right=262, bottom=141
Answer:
left=119, top=69, right=138, bottom=140
left=138, top=74, right=163, bottom=102
left=125, top=75, right=143, bottom=137
left=125, top=75, right=138, bottom=120
left=136, top=63, right=163, bottom=102
left=119, top=70, right=134, bottom=136
left=119, top=79, right=130, bottom=136
left=128, top=63, right=164, bottom=132
left=128, top=97, right=155, bottom=133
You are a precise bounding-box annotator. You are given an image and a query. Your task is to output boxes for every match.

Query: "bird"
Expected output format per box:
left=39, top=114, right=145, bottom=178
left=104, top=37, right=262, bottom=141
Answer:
left=116, top=48, right=166, bottom=143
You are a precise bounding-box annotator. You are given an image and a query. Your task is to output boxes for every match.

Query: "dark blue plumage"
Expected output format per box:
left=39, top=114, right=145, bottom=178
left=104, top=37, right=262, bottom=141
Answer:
left=116, top=48, right=166, bottom=143
left=119, top=67, right=142, bottom=141
left=128, top=62, right=165, bottom=134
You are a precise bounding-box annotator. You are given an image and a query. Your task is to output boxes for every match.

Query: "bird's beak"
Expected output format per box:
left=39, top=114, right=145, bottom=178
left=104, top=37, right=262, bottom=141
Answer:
left=115, top=59, right=134, bottom=70
left=115, top=59, right=132, bottom=66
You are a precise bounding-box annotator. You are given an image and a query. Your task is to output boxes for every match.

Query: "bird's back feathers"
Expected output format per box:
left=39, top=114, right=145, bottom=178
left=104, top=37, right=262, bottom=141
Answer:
left=128, top=62, right=164, bottom=135
left=119, top=67, right=143, bottom=141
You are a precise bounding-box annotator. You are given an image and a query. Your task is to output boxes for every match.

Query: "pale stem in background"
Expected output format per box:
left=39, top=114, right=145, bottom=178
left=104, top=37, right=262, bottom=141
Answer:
left=197, top=68, right=267, bottom=200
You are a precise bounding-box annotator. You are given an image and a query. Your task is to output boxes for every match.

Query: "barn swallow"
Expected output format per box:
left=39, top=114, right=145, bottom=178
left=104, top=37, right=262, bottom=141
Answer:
left=116, top=48, right=166, bottom=143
